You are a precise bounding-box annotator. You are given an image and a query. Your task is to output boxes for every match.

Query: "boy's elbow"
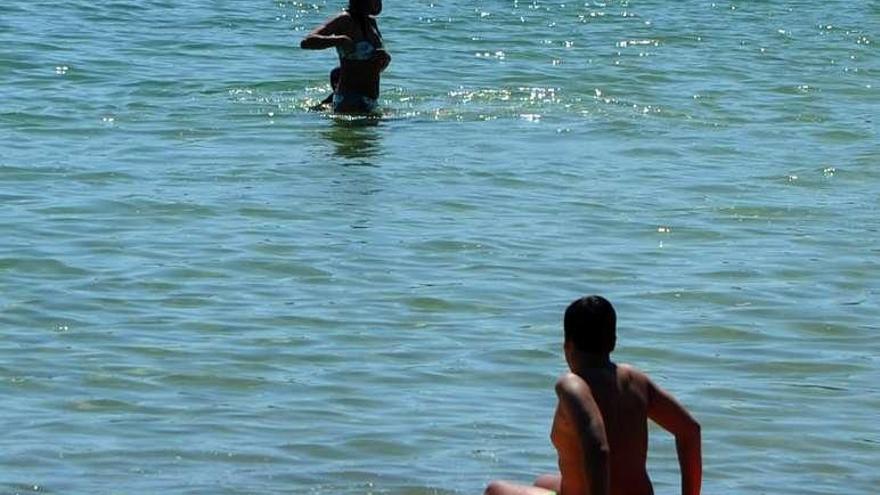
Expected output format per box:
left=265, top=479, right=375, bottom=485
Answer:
left=596, top=443, right=611, bottom=462
left=682, top=418, right=701, bottom=441
left=585, top=436, right=610, bottom=463
left=589, top=443, right=610, bottom=480
left=299, top=38, right=310, bottom=49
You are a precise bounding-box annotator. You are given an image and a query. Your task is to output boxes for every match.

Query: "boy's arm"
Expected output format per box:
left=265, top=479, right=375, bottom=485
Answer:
left=646, top=378, right=702, bottom=495
left=300, top=15, right=353, bottom=51
left=555, top=374, right=610, bottom=495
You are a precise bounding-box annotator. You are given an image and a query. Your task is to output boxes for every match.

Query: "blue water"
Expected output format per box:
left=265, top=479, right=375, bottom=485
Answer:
left=1, top=0, right=878, bottom=493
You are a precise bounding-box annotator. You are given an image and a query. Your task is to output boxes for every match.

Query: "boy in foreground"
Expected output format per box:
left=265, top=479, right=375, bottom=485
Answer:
left=485, top=295, right=702, bottom=495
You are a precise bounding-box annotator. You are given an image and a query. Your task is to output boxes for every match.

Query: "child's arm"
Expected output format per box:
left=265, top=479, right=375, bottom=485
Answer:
left=372, top=49, right=391, bottom=72
left=300, top=15, right=354, bottom=51
left=555, top=373, right=610, bottom=495
left=647, top=379, right=702, bottom=495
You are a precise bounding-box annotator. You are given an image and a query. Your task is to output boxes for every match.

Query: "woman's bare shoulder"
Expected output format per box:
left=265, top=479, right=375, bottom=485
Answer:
left=321, top=11, right=354, bottom=30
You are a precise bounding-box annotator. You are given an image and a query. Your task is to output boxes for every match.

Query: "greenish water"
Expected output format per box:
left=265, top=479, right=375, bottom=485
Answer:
left=1, top=0, right=878, bottom=493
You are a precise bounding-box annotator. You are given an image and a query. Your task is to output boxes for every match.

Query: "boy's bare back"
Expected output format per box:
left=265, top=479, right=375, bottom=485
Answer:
left=550, top=361, right=699, bottom=495
left=553, top=364, right=651, bottom=495
left=553, top=362, right=699, bottom=495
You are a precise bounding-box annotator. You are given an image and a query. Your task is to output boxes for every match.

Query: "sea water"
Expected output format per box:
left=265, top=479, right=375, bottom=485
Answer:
left=1, top=0, right=878, bottom=493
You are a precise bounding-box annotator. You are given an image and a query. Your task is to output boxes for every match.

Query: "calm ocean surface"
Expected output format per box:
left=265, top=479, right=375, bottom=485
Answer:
left=1, top=0, right=878, bottom=493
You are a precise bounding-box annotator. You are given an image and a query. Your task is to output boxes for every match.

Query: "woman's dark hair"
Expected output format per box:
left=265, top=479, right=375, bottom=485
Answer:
left=563, top=295, right=617, bottom=354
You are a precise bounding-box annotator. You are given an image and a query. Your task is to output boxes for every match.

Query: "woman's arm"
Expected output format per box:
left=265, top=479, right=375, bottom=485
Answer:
left=300, top=14, right=354, bottom=51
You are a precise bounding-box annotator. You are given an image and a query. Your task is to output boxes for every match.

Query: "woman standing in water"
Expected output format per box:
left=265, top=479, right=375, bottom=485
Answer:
left=301, top=0, right=390, bottom=114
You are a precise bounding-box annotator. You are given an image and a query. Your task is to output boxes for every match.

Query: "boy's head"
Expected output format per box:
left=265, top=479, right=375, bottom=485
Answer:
left=564, top=295, right=617, bottom=355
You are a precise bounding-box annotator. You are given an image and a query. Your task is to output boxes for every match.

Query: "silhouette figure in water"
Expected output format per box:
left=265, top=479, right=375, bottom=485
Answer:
left=301, top=0, right=390, bottom=114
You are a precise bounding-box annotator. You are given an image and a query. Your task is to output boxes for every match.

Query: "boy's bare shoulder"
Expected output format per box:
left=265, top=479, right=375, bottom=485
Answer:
left=555, top=371, right=591, bottom=397
left=616, top=363, right=656, bottom=394
left=617, top=363, right=650, bottom=381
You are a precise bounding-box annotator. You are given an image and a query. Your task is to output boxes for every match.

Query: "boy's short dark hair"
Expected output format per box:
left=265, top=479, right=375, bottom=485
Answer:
left=564, top=295, right=617, bottom=354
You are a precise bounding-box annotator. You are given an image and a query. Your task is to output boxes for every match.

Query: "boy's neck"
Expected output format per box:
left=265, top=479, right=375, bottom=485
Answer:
left=568, top=351, right=612, bottom=373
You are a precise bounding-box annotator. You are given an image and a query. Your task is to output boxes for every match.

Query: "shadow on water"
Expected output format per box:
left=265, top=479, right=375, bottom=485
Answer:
left=321, top=117, right=383, bottom=166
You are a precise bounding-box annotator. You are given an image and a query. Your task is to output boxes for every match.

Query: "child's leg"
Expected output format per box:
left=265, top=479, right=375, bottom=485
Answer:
left=533, top=474, right=561, bottom=492
left=485, top=480, right=557, bottom=495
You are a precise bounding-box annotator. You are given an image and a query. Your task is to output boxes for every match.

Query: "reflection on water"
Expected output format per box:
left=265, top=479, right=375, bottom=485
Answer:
left=322, top=117, right=383, bottom=165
